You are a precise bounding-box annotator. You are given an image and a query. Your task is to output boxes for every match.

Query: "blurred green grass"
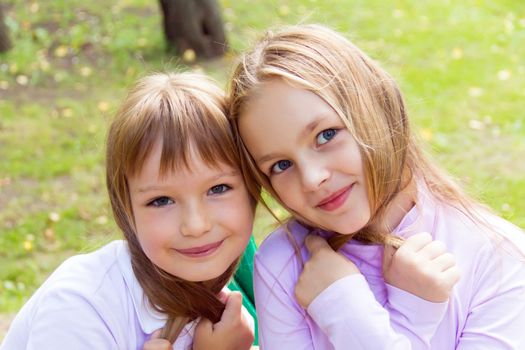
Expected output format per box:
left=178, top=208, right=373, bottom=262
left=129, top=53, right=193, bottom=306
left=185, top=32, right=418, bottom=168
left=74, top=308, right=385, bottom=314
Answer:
left=0, top=0, right=524, bottom=333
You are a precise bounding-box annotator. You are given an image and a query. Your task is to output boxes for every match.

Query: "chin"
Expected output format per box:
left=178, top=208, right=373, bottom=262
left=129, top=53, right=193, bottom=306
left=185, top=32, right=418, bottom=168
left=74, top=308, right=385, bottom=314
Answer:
left=330, top=227, right=356, bottom=236
left=191, top=271, right=223, bottom=282
left=332, top=222, right=367, bottom=236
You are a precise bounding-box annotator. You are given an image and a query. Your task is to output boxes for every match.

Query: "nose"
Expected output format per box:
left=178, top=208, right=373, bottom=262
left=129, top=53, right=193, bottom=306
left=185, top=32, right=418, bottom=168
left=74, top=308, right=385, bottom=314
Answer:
left=298, top=157, right=330, bottom=192
left=180, top=202, right=212, bottom=237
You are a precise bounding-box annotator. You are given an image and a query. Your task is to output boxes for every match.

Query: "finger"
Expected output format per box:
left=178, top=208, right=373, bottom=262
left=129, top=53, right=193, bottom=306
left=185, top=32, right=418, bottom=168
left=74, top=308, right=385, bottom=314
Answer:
left=217, top=289, right=229, bottom=304
left=399, top=232, right=433, bottom=253
left=220, top=291, right=243, bottom=323
left=149, top=340, right=172, bottom=350
left=431, top=252, right=456, bottom=271
left=194, top=317, right=213, bottom=338
left=443, top=265, right=461, bottom=286
left=149, top=328, right=163, bottom=340
left=305, top=235, right=330, bottom=254
left=418, top=240, right=447, bottom=260
left=143, top=337, right=171, bottom=350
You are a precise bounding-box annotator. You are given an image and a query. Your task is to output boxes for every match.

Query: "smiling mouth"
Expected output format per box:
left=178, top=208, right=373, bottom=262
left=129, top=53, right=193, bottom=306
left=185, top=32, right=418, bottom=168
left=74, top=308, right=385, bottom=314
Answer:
left=175, top=240, right=224, bottom=258
left=317, top=184, right=354, bottom=211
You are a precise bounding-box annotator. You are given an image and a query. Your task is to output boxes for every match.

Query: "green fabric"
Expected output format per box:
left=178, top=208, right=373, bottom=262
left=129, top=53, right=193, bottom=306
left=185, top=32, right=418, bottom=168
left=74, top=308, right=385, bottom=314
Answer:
left=228, top=237, right=258, bottom=345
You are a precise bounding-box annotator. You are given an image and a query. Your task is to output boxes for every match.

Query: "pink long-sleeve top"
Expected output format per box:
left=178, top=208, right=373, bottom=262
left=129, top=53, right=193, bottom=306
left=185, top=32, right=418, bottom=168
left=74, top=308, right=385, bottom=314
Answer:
left=254, top=189, right=525, bottom=349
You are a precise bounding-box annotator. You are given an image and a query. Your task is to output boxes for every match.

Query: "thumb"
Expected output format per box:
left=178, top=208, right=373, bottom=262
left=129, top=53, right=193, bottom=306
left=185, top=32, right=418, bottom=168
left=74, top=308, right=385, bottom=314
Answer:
left=149, top=328, right=163, bottom=340
left=382, top=244, right=397, bottom=271
left=217, top=289, right=229, bottom=304
left=195, top=317, right=213, bottom=338
left=305, top=234, right=330, bottom=254
left=220, top=291, right=243, bottom=323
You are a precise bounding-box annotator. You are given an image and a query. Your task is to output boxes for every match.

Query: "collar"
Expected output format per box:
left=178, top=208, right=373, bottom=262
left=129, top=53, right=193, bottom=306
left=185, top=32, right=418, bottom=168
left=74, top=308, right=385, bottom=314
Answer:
left=116, top=242, right=169, bottom=334
left=115, top=242, right=253, bottom=346
left=392, top=183, right=439, bottom=239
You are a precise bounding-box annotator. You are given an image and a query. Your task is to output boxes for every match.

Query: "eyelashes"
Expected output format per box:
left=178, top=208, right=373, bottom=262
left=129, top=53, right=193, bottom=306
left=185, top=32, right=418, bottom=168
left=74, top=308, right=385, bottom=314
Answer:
left=316, top=128, right=337, bottom=145
left=208, top=184, right=232, bottom=195
left=268, top=128, right=339, bottom=175
left=148, top=196, right=174, bottom=207
left=146, top=184, right=233, bottom=207
left=270, top=160, right=293, bottom=174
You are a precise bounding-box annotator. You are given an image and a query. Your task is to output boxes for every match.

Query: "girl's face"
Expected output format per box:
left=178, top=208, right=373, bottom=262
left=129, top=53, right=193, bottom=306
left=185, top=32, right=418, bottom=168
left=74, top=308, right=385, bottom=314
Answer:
left=239, top=79, right=371, bottom=235
left=128, top=141, right=254, bottom=282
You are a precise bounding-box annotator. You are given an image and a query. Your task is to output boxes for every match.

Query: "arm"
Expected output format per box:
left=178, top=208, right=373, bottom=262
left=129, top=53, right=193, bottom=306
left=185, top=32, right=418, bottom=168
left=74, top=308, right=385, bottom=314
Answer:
left=383, top=232, right=460, bottom=348
left=455, top=244, right=525, bottom=349
left=254, top=251, right=320, bottom=350
left=255, top=235, right=426, bottom=349
left=308, top=275, right=413, bottom=349
left=384, top=285, right=449, bottom=348
left=300, top=235, right=413, bottom=349
left=20, top=288, right=119, bottom=350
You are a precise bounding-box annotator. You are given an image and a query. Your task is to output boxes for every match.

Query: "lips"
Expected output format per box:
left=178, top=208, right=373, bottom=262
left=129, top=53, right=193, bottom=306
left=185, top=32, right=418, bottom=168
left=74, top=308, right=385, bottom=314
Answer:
left=175, top=240, right=223, bottom=258
left=317, top=184, right=354, bottom=211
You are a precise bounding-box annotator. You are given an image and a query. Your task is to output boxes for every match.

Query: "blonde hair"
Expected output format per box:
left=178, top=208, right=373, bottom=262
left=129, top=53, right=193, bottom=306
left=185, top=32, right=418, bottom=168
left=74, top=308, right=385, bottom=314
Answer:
left=106, top=72, right=254, bottom=342
left=229, top=24, right=477, bottom=249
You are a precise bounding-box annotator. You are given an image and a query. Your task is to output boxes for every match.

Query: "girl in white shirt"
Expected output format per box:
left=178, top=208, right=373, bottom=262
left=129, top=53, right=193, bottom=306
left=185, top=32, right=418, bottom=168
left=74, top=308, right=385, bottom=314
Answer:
left=1, top=72, right=256, bottom=350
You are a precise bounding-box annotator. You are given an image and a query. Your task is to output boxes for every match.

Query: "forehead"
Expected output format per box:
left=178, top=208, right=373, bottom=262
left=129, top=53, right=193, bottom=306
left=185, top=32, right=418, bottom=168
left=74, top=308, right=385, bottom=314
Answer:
left=128, top=136, right=237, bottom=181
left=243, top=79, right=333, bottom=121
left=243, top=79, right=336, bottom=126
left=129, top=140, right=237, bottom=183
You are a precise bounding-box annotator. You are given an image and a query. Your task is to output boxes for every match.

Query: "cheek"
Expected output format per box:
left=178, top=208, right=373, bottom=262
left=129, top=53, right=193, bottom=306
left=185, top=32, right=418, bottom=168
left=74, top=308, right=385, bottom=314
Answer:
left=214, top=189, right=255, bottom=229
left=134, top=211, right=170, bottom=251
left=271, top=178, right=300, bottom=211
left=354, top=186, right=371, bottom=220
left=233, top=196, right=256, bottom=234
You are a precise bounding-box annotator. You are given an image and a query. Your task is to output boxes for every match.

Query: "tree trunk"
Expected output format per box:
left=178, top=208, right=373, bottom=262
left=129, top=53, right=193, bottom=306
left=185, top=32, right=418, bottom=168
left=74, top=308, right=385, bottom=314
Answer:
left=0, top=5, right=11, bottom=53
left=158, top=0, right=227, bottom=59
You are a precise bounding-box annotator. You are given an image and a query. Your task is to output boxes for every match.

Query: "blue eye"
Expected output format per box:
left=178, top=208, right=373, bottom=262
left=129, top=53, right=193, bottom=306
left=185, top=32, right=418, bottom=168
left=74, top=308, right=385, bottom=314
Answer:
left=208, top=184, right=231, bottom=195
left=149, top=196, right=174, bottom=207
left=316, top=129, right=337, bottom=145
left=271, top=160, right=293, bottom=174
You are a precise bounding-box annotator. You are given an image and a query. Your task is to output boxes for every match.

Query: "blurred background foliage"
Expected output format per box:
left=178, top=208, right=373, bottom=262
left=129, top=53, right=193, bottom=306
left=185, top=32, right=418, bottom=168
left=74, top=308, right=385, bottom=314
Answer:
left=0, top=0, right=524, bottom=337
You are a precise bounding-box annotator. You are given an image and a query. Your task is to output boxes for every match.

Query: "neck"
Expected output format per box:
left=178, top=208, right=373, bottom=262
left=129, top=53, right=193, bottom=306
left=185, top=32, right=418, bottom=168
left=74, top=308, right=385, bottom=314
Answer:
left=370, top=179, right=417, bottom=234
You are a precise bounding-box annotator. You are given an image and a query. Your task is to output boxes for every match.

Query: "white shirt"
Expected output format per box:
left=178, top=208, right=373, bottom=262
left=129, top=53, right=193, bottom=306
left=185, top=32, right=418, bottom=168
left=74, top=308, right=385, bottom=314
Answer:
left=1, top=240, right=252, bottom=350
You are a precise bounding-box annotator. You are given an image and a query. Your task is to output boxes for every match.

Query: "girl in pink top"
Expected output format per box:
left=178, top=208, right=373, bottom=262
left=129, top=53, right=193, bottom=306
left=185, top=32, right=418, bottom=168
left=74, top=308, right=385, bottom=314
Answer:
left=228, top=24, right=525, bottom=349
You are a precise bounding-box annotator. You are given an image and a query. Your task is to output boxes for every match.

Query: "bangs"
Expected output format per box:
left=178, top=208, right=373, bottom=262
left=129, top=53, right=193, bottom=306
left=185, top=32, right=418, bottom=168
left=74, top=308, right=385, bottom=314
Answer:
left=115, top=76, right=238, bottom=179
left=157, top=92, right=239, bottom=175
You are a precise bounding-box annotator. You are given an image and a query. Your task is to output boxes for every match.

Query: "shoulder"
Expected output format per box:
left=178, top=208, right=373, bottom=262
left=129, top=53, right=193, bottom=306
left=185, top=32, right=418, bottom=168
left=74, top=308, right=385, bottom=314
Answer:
left=480, top=211, right=525, bottom=255
left=434, top=204, right=524, bottom=258
left=49, top=240, right=127, bottom=293
left=253, top=220, right=314, bottom=296
left=255, top=220, right=309, bottom=271
left=2, top=241, right=135, bottom=349
left=23, top=240, right=134, bottom=324
left=435, top=205, right=525, bottom=293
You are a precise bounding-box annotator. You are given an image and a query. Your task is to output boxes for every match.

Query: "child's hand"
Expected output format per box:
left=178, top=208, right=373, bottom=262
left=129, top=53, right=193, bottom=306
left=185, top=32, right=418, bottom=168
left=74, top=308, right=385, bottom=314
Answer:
left=295, top=235, right=359, bottom=309
left=143, top=329, right=171, bottom=350
left=383, top=232, right=461, bottom=302
left=193, top=291, right=254, bottom=350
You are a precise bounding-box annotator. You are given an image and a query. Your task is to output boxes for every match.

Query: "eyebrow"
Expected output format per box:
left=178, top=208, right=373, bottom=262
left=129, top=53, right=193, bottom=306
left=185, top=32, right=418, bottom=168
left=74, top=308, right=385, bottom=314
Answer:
left=301, top=118, right=323, bottom=139
left=136, top=185, right=167, bottom=194
left=135, top=170, right=240, bottom=193
left=255, top=116, right=324, bottom=165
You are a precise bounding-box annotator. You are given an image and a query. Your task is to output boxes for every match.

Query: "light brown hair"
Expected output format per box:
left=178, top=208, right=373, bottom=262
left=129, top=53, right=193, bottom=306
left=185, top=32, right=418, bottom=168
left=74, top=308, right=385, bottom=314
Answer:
left=106, top=72, right=254, bottom=341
